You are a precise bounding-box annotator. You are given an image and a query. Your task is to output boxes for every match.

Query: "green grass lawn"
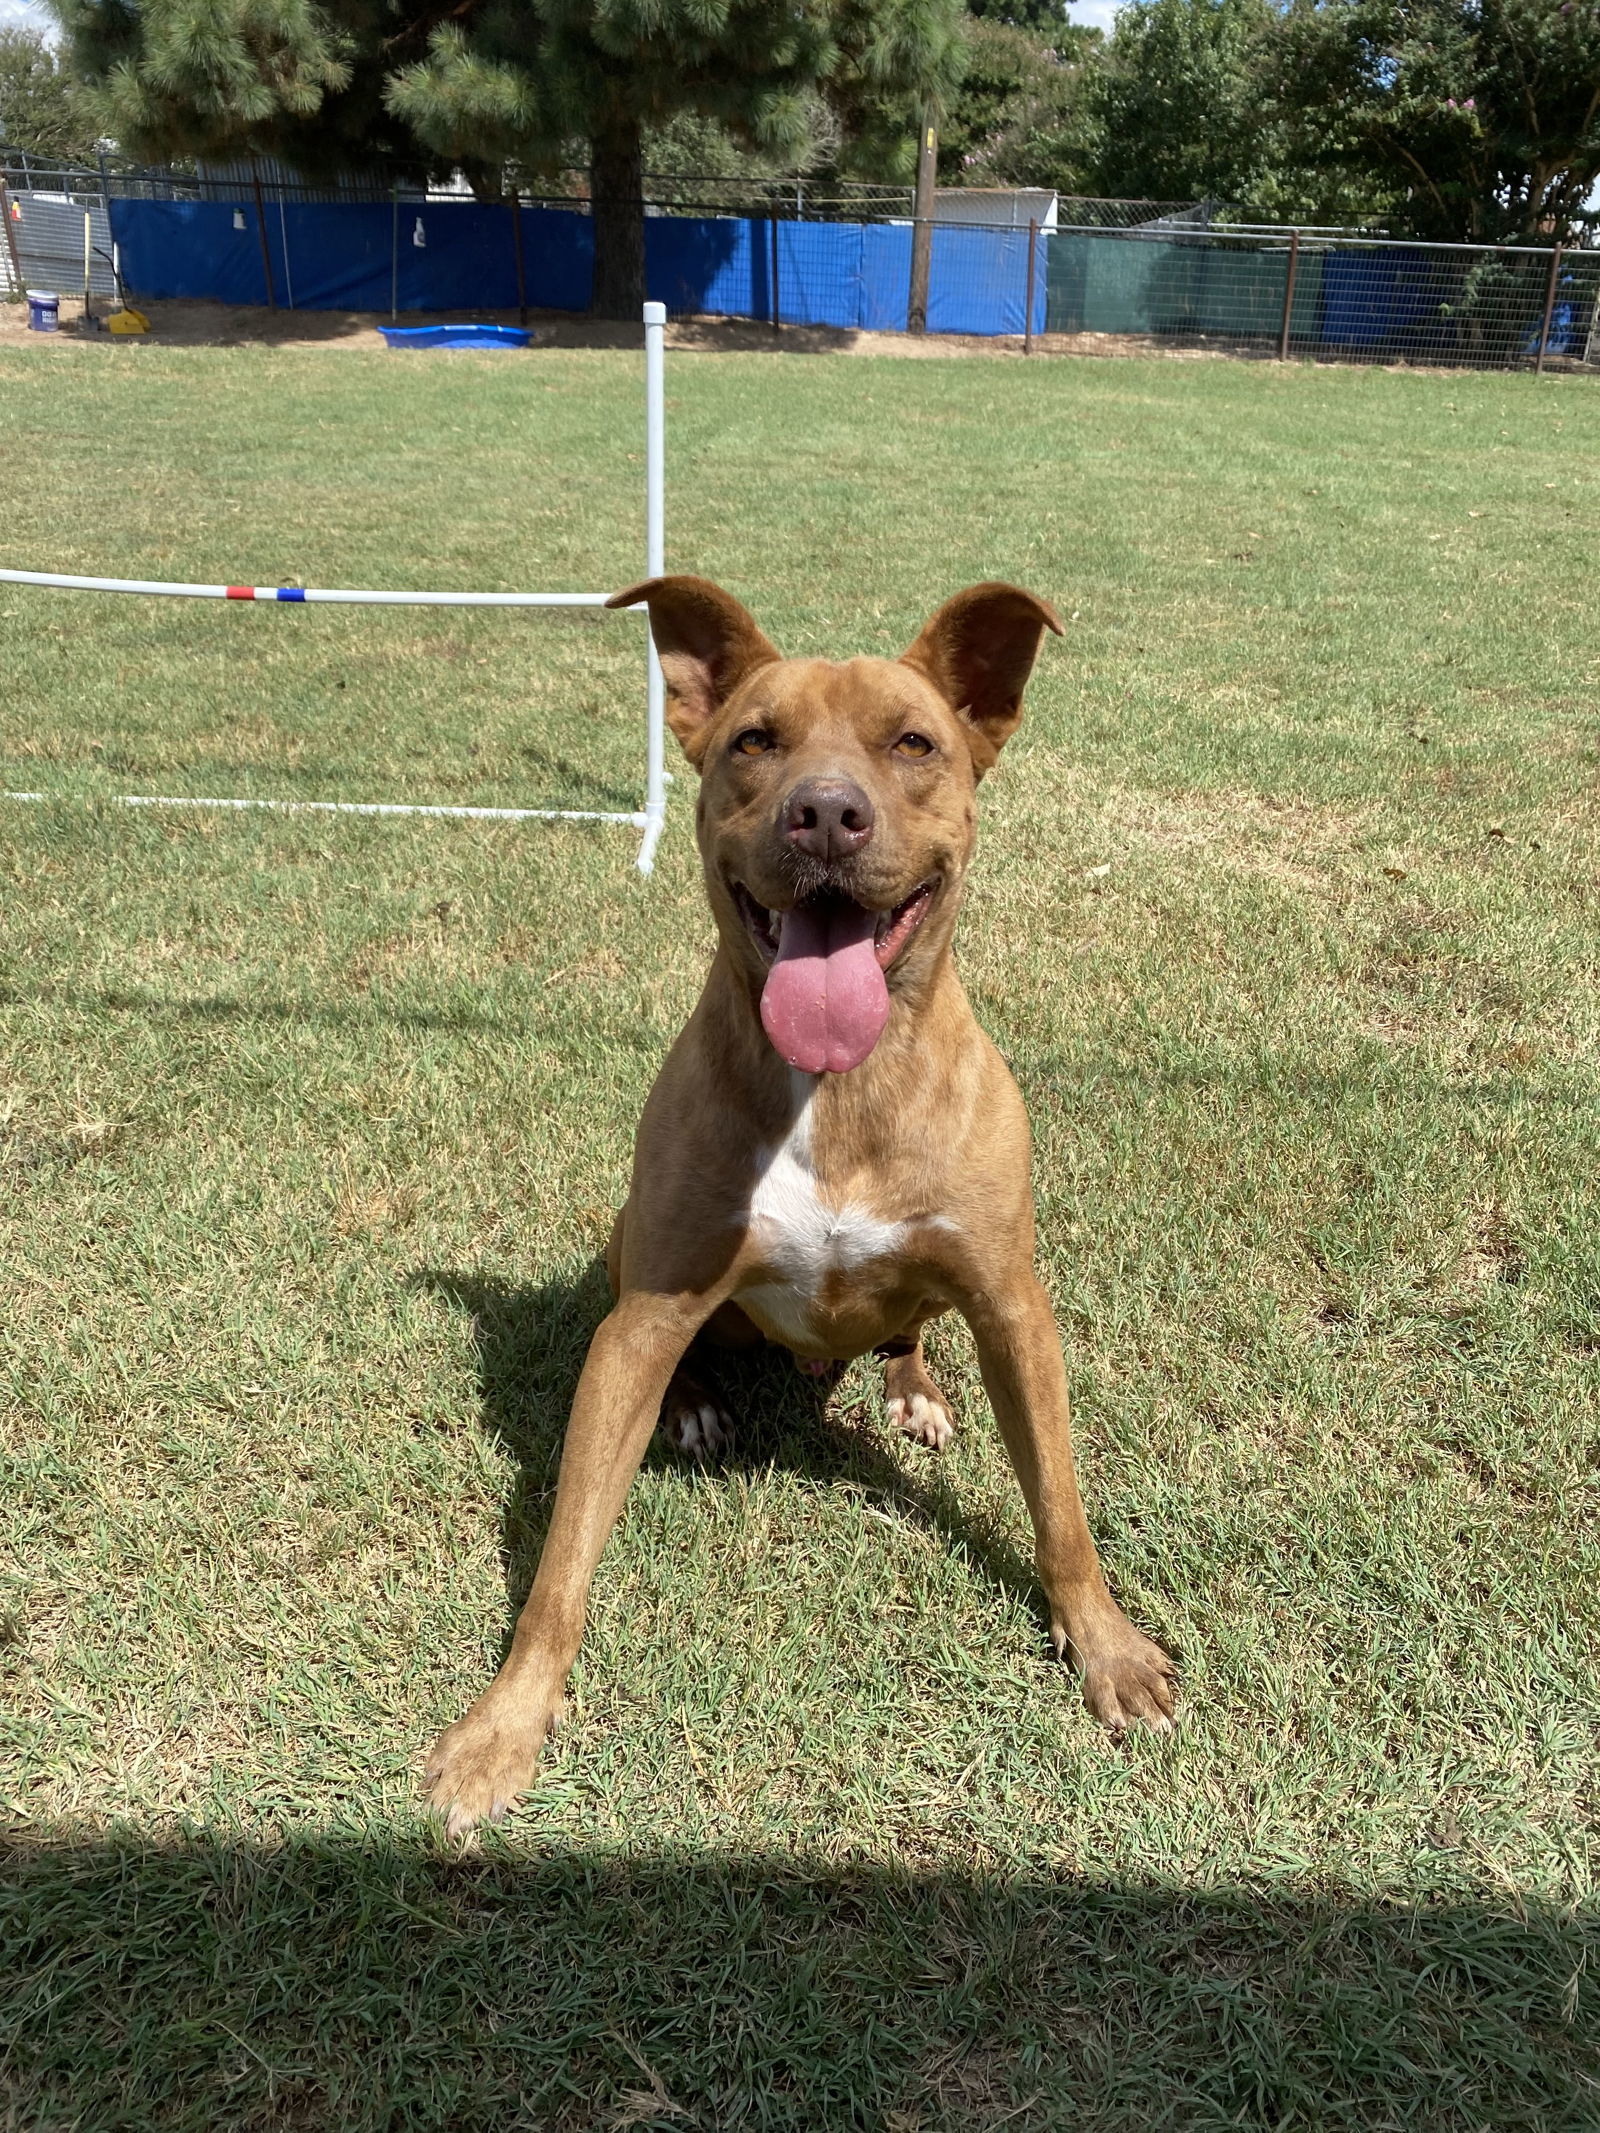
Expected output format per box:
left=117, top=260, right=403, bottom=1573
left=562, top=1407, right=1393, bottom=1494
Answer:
left=1, top=338, right=1598, bottom=2130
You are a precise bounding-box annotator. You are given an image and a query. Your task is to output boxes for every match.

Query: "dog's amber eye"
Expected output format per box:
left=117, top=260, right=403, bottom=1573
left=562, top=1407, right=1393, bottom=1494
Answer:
left=894, top=732, right=935, bottom=758
left=732, top=729, right=774, bottom=756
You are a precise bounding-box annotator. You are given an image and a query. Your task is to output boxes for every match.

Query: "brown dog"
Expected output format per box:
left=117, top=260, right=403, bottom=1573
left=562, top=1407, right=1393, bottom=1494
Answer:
left=425, top=577, right=1177, bottom=1834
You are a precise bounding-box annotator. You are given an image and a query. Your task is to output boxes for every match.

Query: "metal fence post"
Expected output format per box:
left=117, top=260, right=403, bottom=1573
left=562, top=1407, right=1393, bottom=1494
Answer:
left=907, top=104, right=936, bottom=334
left=510, top=187, right=528, bottom=327
left=1535, top=242, right=1564, bottom=374
left=1, top=180, right=24, bottom=300
left=277, top=197, right=296, bottom=308
left=1024, top=218, right=1039, bottom=354
left=250, top=161, right=276, bottom=310
left=770, top=213, right=781, bottom=337
left=1278, top=228, right=1300, bottom=361
left=390, top=186, right=399, bottom=320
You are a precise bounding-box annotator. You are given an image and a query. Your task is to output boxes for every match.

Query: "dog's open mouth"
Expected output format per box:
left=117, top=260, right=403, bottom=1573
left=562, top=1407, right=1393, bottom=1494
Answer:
left=731, top=881, right=937, bottom=1075
left=733, top=880, right=935, bottom=972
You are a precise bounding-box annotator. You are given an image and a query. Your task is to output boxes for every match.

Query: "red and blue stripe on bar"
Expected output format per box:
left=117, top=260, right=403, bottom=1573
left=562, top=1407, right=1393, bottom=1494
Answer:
left=0, top=568, right=613, bottom=609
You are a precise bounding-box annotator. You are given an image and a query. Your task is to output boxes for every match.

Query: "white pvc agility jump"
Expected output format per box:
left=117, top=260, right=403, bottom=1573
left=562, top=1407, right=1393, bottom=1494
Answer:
left=1, top=301, right=671, bottom=873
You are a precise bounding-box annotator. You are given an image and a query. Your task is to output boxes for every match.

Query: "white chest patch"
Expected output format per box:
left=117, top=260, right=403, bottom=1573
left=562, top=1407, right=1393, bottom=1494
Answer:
left=738, top=1075, right=906, bottom=1347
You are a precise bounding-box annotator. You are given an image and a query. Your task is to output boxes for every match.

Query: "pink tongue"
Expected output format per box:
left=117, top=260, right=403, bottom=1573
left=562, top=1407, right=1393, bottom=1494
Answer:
left=760, top=900, right=889, bottom=1074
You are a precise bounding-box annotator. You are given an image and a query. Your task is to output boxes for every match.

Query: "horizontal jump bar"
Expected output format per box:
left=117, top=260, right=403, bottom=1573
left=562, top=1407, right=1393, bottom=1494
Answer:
left=0, top=569, right=620, bottom=607
left=4, top=791, right=647, bottom=826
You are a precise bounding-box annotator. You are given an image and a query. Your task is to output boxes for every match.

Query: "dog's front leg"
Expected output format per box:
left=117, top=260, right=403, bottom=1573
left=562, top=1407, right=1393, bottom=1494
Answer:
left=425, top=1291, right=708, bottom=1836
left=965, top=1272, right=1178, bottom=1733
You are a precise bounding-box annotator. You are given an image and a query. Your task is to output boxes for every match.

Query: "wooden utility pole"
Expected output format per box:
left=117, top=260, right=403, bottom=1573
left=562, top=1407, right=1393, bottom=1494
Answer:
left=510, top=187, right=528, bottom=327
left=907, top=103, right=937, bottom=335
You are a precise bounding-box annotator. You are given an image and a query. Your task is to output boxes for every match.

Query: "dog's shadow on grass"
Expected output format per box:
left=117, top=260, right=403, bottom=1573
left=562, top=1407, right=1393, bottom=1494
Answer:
left=412, top=1260, right=1045, bottom=1645
left=11, top=1294, right=1592, bottom=2129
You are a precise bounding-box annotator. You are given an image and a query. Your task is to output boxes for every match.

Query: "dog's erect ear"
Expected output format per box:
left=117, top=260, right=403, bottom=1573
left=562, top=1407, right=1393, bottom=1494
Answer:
left=900, top=583, right=1064, bottom=776
left=607, top=576, right=782, bottom=767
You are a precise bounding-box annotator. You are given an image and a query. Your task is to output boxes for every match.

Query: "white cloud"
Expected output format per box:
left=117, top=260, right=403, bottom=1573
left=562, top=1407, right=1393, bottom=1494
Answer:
left=1067, top=0, right=1124, bottom=33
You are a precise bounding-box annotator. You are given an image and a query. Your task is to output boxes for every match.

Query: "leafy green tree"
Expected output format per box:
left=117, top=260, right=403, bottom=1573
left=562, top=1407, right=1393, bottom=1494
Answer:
left=1273, top=0, right=1600, bottom=242
left=965, top=0, right=1076, bottom=35
left=1093, top=0, right=1278, bottom=204
left=1092, top=0, right=1395, bottom=222
left=0, top=24, right=100, bottom=159
left=938, top=17, right=1101, bottom=194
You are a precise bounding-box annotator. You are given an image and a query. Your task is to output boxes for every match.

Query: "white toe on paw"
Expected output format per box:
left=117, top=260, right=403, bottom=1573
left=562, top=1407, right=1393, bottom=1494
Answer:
left=888, top=1391, right=954, bottom=1451
left=670, top=1399, right=730, bottom=1459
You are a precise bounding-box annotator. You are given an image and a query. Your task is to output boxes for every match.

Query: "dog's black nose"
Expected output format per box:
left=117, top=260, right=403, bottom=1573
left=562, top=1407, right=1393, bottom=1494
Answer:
left=781, top=778, right=875, bottom=862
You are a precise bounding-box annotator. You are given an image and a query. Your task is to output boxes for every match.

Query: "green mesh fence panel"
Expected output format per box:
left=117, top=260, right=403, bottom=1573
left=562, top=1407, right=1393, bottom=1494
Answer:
left=1045, top=233, right=1323, bottom=341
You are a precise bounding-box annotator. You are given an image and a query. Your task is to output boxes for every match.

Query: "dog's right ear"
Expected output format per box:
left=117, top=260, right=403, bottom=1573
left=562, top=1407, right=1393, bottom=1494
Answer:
left=607, top=576, right=782, bottom=768
left=900, top=582, right=1063, bottom=777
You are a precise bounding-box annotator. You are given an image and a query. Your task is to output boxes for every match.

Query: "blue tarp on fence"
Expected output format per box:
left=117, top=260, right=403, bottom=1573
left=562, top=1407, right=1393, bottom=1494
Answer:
left=1319, top=247, right=1446, bottom=350
left=95, top=199, right=1598, bottom=355
left=107, top=199, right=1048, bottom=336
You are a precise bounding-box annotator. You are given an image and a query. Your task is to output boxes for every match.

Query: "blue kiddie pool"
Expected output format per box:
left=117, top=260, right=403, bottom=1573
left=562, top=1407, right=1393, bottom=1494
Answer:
left=378, top=323, right=533, bottom=350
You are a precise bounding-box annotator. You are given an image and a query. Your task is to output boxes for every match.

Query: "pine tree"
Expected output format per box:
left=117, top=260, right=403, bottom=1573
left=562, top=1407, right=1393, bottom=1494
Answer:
left=52, top=0, right=428, bottom=181
left=56, top=0, right=964, bottom=315
left=386, top=0, right=964, bottom=315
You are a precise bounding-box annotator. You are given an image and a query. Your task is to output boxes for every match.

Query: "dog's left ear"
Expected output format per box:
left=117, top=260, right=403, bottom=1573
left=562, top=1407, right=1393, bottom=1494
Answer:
left=900, top=583, right=1063, bottom=776
left=608, top=575, right=782, bottom=767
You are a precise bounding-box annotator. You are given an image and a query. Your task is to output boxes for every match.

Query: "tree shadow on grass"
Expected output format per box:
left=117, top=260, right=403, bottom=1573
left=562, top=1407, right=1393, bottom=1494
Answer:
left=411, top=1262, right=1045, bottom=1647
left=1, top=1828, right=1593, bottom=2131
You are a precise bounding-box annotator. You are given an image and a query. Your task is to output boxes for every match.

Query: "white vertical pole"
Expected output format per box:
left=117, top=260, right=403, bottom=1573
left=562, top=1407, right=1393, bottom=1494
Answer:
left=637, top=299, right=668, bottom=874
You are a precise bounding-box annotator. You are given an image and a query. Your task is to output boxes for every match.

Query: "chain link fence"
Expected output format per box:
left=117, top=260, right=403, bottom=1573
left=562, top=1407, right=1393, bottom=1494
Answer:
left=0, top=167, right=118, bottom=302
left=4, top=147, right=1595, bottom=375
left=1042, top=224, right=1599, bottom=373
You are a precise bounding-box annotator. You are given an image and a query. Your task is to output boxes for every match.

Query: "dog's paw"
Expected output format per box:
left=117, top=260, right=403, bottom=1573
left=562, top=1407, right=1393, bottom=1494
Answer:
left=423, top=1692, right=557, bottom=1840
left=662, top=1383, right=732, bottom=1461
left=887, top=1389, right=955, bottom=1451
left=1054, top=1611, right=1179, bottom=1735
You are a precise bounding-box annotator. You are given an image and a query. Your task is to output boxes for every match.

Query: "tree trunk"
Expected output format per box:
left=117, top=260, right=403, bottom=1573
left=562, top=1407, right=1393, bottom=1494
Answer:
left=590, top=110, right=645, bottom=320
